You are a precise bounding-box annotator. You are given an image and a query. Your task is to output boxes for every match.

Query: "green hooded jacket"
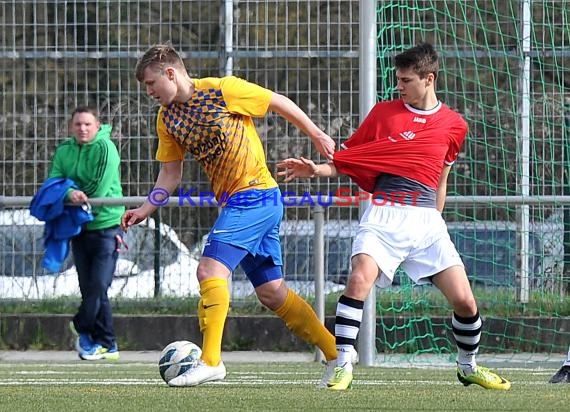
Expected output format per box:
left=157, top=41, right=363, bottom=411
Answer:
left=48, top=124, right=125, bottom=231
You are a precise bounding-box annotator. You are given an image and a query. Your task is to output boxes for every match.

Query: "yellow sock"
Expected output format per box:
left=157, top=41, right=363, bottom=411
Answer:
left=198, top=277, right=230, bottom=366
left=274, top=288, right=337, bottom=361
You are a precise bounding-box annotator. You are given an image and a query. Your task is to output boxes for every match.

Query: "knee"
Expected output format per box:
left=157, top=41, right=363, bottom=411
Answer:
left=344, top=270, right=374, bottom=300
left=196, top=261, right=218, bottom=282
left=90, top=277, right=110, bottom=294
left=196, top=257, right=231, bottom=282
left=452, top=295, right=478, bottom=317
left=342, top=254, right=378, bottom=300
left=256, top=282, right=287, bottom=311
left=196, top=264, right=209, bottom=282
left=257, top=293, right=280, bottom=310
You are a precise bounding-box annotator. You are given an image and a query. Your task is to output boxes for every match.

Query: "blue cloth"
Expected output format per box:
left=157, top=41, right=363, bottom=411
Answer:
left=30, top=177, right=94, bottom=272
left=203, top=187, right=284, bottom=287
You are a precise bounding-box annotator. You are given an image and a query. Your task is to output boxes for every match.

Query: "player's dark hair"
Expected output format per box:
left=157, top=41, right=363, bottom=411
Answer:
left=135, top=44, right=186, bottom=82
left=71, top=106, right=98, bottom=120
left=394, top=42, right=439, bottom=80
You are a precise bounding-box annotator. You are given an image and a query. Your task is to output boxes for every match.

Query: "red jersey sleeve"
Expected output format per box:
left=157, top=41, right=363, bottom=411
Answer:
left=444, top=115, right=468, bottom=165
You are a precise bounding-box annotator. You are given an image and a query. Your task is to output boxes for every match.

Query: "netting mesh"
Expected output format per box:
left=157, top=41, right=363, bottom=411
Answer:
left=375, top=0, right=570, bottom=359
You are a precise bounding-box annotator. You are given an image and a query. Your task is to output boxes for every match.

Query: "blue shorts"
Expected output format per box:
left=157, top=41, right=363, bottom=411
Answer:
left=202, top=187, right=284, bottom=287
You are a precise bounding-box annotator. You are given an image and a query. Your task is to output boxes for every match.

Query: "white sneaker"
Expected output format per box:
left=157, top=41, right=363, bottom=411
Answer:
left=168, top=360, right=227, bottom=387
left=316, top=347, right=358, bottom=388
left=79, top=343, right=108, bottom=361
left=349, top=347, right=358, bottom=364
left=317, top=360, right=337, bottom=388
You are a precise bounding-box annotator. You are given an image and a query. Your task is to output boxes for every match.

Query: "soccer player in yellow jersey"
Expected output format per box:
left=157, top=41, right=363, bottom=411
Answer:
left=122, top=44, right=343, bottom=387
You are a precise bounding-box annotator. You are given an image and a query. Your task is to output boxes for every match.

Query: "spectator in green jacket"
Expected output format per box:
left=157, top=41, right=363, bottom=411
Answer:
left=48, top=106, right=125, bottom=361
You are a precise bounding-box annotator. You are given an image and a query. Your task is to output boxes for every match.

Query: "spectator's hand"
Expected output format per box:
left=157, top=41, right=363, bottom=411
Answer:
left=121, top=208, right=148, bottom=232
left=69, top=190, right=88, bottom=204
left=277, top=157, right=318, bottom=182
left=311, top=134, right=335, bottom=160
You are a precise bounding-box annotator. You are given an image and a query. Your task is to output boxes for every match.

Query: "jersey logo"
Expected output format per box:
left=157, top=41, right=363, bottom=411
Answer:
left=387, top=131, right=415, bottom=142
left=413, top=116, right=426, bottom=124
left=399, top=131, right=416, bottom=140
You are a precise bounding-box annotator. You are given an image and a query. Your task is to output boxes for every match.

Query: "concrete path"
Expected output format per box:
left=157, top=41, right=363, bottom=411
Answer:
left=0, top=350, right=314, bottom=363
left=0, top=350, right=562, bottom=369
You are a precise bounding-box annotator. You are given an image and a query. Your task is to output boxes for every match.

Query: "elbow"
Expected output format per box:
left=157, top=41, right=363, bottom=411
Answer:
left=160, top=162, right=184, bottom=185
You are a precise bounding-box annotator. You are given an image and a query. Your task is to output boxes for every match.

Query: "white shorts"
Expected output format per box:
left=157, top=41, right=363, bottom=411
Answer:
left=352, top=203, right=464, bottom=288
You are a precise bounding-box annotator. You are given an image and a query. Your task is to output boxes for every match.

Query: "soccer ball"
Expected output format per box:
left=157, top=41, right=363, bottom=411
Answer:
left=158, top=340, right=202, bottom=384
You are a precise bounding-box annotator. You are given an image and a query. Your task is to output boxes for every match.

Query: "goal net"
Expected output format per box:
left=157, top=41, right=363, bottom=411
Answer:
left=374, top=0, right=570, bottom=361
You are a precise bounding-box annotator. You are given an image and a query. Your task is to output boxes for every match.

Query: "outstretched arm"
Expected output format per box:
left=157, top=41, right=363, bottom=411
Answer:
left=121, top=160, right=183, bottom=231
left=276, top=157, right=338, bottom=183
left=268, top=93, right=336, bottom=160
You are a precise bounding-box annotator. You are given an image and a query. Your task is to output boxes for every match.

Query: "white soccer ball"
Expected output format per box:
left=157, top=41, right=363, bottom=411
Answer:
left=158, top=340, right=202, bottom=384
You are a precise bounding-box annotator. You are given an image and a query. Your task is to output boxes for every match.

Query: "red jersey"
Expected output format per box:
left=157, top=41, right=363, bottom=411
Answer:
left=333, top=99, right=468, bottom=192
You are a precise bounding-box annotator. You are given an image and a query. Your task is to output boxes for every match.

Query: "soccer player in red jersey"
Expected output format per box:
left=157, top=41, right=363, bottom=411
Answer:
left=279, top=43, right=511, bottom=391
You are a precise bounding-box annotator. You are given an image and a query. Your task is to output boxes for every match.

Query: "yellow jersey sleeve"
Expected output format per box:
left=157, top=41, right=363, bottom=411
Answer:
left=155, top=107, right=186, bottom=162
left=155, top=76, right=277, bottom=200
left=217, top=76, right=272, bottom=117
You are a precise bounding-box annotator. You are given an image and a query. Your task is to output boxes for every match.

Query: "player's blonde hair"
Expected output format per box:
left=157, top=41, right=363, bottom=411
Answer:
left=135, top=44, right=186, bottom=82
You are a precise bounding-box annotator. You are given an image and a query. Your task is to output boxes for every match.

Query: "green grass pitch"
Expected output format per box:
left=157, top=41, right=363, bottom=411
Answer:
left=0, top=360, right=568, bottom=411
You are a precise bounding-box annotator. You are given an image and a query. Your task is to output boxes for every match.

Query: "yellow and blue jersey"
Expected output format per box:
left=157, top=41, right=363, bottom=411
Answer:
left=155, top=76, right=278, bottom=200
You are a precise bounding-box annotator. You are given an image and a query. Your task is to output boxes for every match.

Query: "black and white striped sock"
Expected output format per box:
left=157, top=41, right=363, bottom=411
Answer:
left=452, top=311, right=482, bottom=374
left=335, top=295, right=364, bottom=367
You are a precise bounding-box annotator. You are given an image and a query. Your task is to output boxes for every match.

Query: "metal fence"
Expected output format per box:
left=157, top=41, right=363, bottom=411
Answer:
left=1, top=0, right=363, bottom=301
left=3, top=0, right=570, bottom=364
left=2, top=1, right=570, bottom=302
